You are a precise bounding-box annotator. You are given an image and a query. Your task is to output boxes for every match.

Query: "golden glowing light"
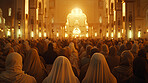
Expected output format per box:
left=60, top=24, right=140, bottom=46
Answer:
left=0, top=17, right=1, bottom=24
left=18, top=29, right=21, bottom=35
left=138, top=30, right=141, bottom=38
left=108, top=15, right=110, bottom=23
left=86, top=26, right=88, bottom=29
left=31, top=31, right=34, bottom=37
left=99, top=16, right=102, bottom=23
left=122, top=29, right=124, bottom=33
left=8, top=8, right=12, bottom=16
left=118, top=32, right=121, bottom=38
left=65, top=33, right=68, bottom=37
left=122, top=2, right=126, bottom=16
left=95, top=32, right=97, bottom=37
left=12, top=28, right=14, bottom=31
left=111, top=32, right=114, bottom=38
left=39, top=32, right=42, bottom=37
left=36, top=9, right=38, bottom=20
left=0, top=28, right=1, bottom=31
left=129, top=30, right=132, bottom=38
left=57, top=32, right=59, bottom=37
left=86, top=33, right=88, bottom=37
left=25, top=0, right=29, bottom=14
left=44, top=32, right=46, bottom=37
left=7, top=30, right=10, bottom=36
left=147, top=29, right=148, bottom=32
left=3, top=18, right=5, bottom=24
left=114, top=10, right=116, bottom=21
left=106, top=32, right=109, bottom=38
left=71, top=8, right=83, bottom=14
left=65, top=26, right=67, bottom=29
left=1, top=30, right=3, bottom=32
left=73, top=28, right=81, bottom=35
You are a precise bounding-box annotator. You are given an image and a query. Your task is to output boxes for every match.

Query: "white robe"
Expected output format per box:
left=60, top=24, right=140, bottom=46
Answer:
left=42, top=56, right=80, bottom=83
left=82, top=53, right=117, bottom=83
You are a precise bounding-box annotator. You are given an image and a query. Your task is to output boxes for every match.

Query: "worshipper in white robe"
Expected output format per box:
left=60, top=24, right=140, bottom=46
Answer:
left=42, top=56, right=80, bottom=83
left=82, top=53, right=117, bottom=83
left=69, top=42, right=80, bottom=75
left=23, top=48, right=47, bottom=83
left=0, top=52, right=36, bottom=83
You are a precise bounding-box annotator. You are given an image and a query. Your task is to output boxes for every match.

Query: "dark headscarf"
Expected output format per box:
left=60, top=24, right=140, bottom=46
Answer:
left=126, top=42, right=132, bottom=50
left=109, top=46, right=117, bottom=56
left=138, top=49, right=147, bottom=59
left=133, top=57, right=147, bottom=80
left=43, top=43, right=58, bottom=64
left=117, top=44, right=126, bottom=56
left=90, top=47, right=99, bottom=57
left=112, top=50, right=134, bottom=83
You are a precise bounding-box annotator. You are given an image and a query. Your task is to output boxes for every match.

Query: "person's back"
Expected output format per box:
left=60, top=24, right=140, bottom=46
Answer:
left=42, top=56, right=80, bottom=83
left=112, top=50, right=134, bottom=83
left=43, top=43, right=58, bottom=64
left=82, top=53, right=117, bottom=83
left=106, top=46, right=120, bottom=72
left=0, top=52, right=36, bottom=83
left=128, top=57, right=148, bottom=83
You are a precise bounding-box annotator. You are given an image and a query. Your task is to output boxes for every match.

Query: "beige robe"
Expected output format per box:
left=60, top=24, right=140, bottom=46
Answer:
left=0, top=52, right=36, bottom=83
left=42, top=56, right=80, bottom=83
left=82, top=53, right=117, bottom=83
left=23, top=48, right=47, bottom=83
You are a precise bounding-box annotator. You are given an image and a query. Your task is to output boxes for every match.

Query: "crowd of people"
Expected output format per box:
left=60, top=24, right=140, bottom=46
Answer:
left=0, top=38, right=147, bottom=83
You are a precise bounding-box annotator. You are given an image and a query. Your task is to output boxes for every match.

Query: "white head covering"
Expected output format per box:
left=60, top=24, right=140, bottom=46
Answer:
left=0, top=52, right=36, bottom=83
left=42, top=56, right=80, bottom=83
left=82, top=53, right=117, bottom=83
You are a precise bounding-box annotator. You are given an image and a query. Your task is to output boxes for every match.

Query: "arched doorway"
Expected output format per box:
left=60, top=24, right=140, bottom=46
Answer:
left=65, top=8, right=88, bottom=38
